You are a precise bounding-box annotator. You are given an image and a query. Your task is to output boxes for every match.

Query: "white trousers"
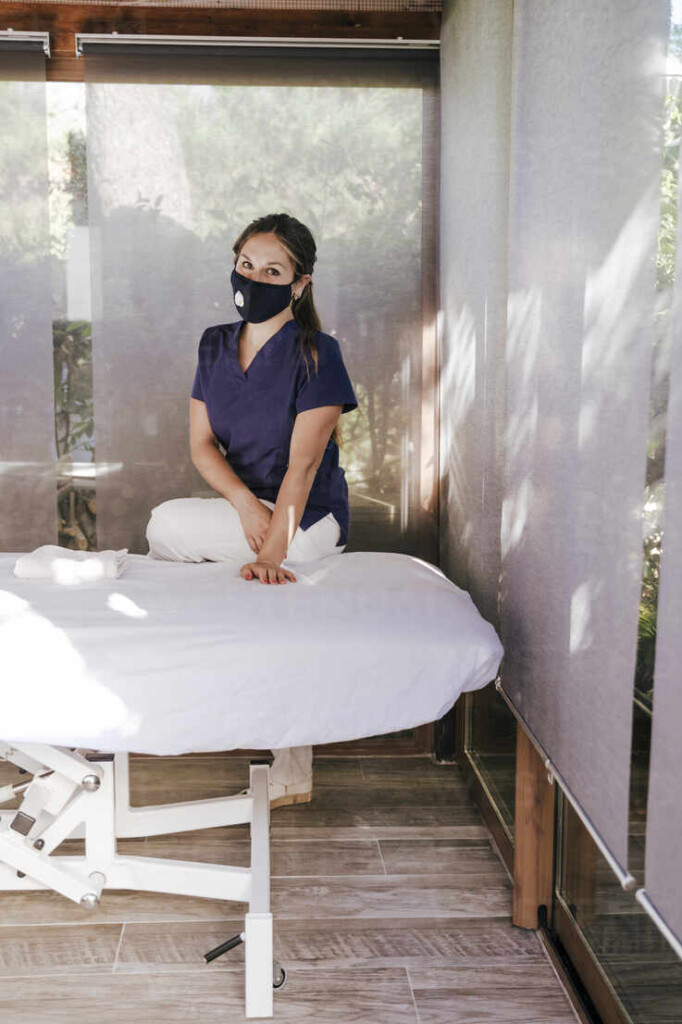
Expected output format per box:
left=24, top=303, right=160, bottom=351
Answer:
left=146, top=496, right=344, bottom=565
left=145, top=496, right=345, bottom=788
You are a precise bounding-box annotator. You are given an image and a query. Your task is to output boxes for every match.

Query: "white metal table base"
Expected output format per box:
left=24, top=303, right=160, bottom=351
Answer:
left=0, top=743, right=277, bottom=1018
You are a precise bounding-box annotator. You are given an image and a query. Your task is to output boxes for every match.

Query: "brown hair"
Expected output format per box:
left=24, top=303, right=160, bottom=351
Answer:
left=232, top=212, right=340, bottom=447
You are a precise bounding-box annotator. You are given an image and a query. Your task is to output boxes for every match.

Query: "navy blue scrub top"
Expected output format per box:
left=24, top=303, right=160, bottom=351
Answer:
left=191, top=318, right=358, bottom=546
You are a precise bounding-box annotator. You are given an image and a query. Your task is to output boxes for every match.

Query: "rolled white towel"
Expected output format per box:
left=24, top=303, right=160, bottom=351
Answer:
left=13, top=545, right=128, bottom=584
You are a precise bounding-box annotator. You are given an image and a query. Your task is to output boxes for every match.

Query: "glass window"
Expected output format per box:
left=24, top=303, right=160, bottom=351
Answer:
left=466, top=685, right=517, bottom=839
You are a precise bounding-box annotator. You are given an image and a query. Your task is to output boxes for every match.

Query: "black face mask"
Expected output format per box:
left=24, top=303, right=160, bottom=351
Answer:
left=230, top=267, right=295, bottom=324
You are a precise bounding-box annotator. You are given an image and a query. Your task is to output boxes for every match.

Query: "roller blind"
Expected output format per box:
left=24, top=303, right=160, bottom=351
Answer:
left=640, top=131, right=682, bottom=953
left=82, top=41, right=439, bottom=557
left=498, top=0, right=669, bottom=877
left=438, top=0, right=511, bottom=630
left=0, top=43, right=56, bottom=550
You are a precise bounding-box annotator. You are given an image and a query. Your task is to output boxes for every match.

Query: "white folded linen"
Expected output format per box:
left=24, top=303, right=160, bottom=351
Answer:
left=13, top=545, right=128, bottom=584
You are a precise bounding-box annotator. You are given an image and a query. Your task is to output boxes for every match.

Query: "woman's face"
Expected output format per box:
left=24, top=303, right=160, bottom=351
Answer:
left=235, top=232, right=311, bottom=294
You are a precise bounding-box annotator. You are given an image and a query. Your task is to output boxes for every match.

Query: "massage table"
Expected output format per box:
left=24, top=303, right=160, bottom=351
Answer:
left=0, top=549, right=503, bottom=1017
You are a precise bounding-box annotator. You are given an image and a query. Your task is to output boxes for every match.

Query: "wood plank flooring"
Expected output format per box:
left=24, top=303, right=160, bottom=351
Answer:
left=0, top=756, right=580, bottom=1023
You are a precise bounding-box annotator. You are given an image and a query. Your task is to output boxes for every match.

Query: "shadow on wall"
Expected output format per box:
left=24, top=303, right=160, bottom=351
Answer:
left=438, top=294, right=503, bottom=632
left=439, top=177, right=665, bottom=727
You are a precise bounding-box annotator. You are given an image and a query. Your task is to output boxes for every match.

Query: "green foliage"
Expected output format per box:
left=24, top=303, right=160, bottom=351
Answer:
left=656, top=88, right=682, bottom=291
left=63, top=128, right=88, bottom=228
left=53, top=318, right=94, bottom=458
left=53, top=317, right=96, bottom=549
left=670, top=24, right=682, bottom=61
left=636, top=531, right=661, bottom=706
left=636, top=81, right=682, bottom=701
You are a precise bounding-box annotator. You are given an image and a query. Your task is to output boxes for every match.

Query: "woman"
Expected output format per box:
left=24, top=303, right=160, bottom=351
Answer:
left=146, top=212, right=358, bottom=808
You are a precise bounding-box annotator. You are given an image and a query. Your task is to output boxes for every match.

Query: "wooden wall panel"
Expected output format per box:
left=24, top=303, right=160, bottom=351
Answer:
left=513, top=726, right=556, bottom=929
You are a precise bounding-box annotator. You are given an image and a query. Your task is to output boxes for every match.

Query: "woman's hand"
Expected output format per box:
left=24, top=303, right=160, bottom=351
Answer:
left=240, top=559, right=297, bottom=585
left=236, top=497, right=274, bottom=555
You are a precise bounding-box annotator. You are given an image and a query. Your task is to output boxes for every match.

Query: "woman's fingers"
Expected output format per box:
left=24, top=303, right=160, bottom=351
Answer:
left=240, top=561, right=297, bottom=584
left=273, top=568, right=296, bottom=584
left=262, top=566, right=292, bottom=585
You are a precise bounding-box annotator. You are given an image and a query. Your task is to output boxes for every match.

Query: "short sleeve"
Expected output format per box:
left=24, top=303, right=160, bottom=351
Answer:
left=295, top=336, right=358, bottom=415
left=191, top=362, right=203, bottom=401
left=191, top=328, right=209, bottom=400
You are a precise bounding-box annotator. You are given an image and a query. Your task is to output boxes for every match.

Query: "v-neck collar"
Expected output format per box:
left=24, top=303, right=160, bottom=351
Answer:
left=232, top=318, right=298, bottom=380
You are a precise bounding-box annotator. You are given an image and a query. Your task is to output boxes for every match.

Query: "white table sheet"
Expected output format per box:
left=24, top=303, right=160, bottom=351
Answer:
left=0, top=551, right=503, bottom=755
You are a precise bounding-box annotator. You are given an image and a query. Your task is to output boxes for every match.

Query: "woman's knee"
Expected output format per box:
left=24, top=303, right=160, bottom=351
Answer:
left=286, top=514, right=342, bottom=564
left=146, top=498, right=204, bottom=559
left=147, top=496, right=253, bottom=562
left=148, top=498, right=189, bottom=535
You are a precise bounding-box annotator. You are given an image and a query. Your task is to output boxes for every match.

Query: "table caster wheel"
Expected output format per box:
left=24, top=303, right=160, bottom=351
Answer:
left=273, top=961, right=287, bottom=989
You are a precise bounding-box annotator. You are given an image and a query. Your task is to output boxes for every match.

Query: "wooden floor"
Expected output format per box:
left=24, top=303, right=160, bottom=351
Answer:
left=0, top=755, right=580, bottom=1024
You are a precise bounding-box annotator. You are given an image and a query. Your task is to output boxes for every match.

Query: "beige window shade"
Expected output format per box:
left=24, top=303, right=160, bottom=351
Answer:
left=439, top=0, right=669, bottom=884
left=499, top=0, right=669, bottom=878
left=0, top=44, right=56, bottom=550
left=641, top=123, right=682, bottom=957
left=82, top=41, right=439, bottom=556
left=438, top=0, right=512, bottom=631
